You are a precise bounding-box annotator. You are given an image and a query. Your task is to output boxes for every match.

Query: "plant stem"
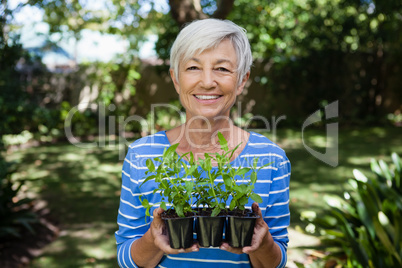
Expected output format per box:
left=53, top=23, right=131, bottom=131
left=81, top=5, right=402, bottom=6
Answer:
left=208, top=170, right=219, bottom=209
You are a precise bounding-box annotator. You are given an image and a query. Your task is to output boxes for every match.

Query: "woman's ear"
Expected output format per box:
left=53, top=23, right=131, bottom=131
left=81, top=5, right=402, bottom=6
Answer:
left=236, top=71, right=250, bottom=96
left=170, top=69, right=180, bottom=94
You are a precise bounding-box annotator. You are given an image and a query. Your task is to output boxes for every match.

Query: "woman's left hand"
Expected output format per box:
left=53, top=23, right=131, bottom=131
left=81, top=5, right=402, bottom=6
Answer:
left=220, top=202, right=269, bottom=254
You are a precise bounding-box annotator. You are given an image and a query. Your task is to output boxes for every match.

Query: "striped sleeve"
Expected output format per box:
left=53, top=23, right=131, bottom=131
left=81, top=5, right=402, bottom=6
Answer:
left=247, top=132, right=290, bottom=268
left=265, top=154, right=290, bottom=268
left=115, top=147, right=149, bottom=268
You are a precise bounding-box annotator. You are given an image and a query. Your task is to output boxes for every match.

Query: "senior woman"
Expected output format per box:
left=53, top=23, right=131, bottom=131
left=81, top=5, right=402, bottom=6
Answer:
left=115, top=19, right=291, bottom=268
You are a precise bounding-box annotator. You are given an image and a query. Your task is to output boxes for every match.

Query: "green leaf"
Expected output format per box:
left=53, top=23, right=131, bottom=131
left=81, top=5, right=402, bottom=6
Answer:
left=164, top=143, right=179, bottom=158
left=140, top=197, right=149, bottom=207
left=229, top=199, right=236, bottom=210
left=217, top=132, right=228, bottom=152
left=373, top=217, right=401, bottom=264
left=227, top=143, right=241, bottom=160
left=257, top=162, right=273, bottom=172
left=379, top=160, right=393, bottom=183
left=141, top=174, right=156, bottom=186
left=378, top=211, right=395, bottom=239
left=236, top=168, right=250, bottom=177
left=222, top=174, right=232, bottom=187
left=189, top=151, right=195, bottom=164
left=211, top=207, right=221, bottom=217
left=353, top=169, right=368, bottom=183
left=175, top=204, right=184, bottom=217
left=392, top=152, right=401, bottom=173
left=187, top=165, right=197, bottom=176
left=146, top=158, right=155, bottom=172
left=250, top=193, right=263, bottom=203
left=239, top=196, right=249, bottom=206
left=185, top=181, right=193, bottom=193
left=356, top=201, right=375, bottom=239
left=370, top=159, right=382, bottom=176
left=253, top=158, right=258, bottom=169
left=250, top=172, right=257, bottom=184
left=182, top=162, right=188, bottom=173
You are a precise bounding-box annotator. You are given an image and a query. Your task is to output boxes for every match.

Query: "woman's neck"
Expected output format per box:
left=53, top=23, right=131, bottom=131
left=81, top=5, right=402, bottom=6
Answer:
left=166, top=118, right=249, bottom=161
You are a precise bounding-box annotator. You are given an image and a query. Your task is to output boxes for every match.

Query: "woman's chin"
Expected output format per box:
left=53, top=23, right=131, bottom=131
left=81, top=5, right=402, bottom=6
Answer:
left=188, top=111, right=231, bottom=122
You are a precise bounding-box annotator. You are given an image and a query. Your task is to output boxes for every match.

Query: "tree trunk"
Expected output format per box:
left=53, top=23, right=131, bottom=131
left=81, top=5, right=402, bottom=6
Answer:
left=169, top=0, right=234, bottom=27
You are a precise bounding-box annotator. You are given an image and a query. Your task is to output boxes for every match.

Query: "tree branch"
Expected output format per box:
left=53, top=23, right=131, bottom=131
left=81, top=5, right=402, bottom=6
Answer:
left=211, top=0, right=234, bottom=19
left=168, top=0, right=208, bottom=27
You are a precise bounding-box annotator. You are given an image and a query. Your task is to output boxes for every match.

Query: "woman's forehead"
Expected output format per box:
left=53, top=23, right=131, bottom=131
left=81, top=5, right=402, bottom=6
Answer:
left=180, top=40, right=237, bottom=65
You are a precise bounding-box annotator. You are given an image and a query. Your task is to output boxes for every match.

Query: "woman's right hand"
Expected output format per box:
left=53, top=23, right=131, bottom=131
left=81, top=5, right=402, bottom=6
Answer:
left=150, top=207, right=199, bottom=254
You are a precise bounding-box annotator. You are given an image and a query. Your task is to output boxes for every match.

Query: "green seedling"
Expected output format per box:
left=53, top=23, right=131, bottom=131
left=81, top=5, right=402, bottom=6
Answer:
left=140, top=132, right=272, bottom=218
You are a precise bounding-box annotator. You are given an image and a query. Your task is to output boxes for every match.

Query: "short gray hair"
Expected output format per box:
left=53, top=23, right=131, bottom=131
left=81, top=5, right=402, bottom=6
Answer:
left=170, top=19, right=252, bottom=83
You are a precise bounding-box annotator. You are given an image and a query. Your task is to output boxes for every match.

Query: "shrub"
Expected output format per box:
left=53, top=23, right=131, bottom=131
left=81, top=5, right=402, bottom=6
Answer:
left=301, top=153, right=402, bottom=267
left=0, top=158, right=39, bottom=239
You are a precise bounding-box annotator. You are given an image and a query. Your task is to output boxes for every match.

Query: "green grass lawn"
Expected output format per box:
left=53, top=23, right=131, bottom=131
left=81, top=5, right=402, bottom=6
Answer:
left=5, top=126, right=401, bottom=267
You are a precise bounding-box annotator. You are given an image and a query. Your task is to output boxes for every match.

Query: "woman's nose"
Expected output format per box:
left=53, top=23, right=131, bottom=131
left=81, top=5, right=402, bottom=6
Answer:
left=200, top=70, right=217, bottom=89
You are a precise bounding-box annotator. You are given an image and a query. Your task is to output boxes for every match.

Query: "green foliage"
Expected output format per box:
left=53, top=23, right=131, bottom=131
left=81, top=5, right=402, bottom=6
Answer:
left=140, top=143, right=195, bottom=218
left=146, top=100, right=185, bottom=132
left=60, top=101, right=98, bottom=137
left=0, top=11, right=41, bottom=242
left=196, top=133, right=268, bottom=216
left=0, top=159, right=38, bottom=239
left=140, top=132, right=268, bottom=217
left=0, top=17, right=29, bottom=135
left=6, top=0, right=401, bottom=128
left=301, top=153, right=402, bottom=267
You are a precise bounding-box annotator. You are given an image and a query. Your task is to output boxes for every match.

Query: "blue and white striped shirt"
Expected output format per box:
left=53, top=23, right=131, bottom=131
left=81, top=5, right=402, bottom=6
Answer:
left=115, top=131, right=291, bottom=267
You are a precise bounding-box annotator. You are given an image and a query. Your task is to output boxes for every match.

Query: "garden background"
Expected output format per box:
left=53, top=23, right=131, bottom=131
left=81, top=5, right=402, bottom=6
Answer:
left=1, top=0, right=401, bottom=267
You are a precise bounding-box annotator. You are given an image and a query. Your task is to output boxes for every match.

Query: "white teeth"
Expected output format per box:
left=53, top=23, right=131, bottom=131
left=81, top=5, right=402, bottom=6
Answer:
left=195, top=95, right=220, bottom=100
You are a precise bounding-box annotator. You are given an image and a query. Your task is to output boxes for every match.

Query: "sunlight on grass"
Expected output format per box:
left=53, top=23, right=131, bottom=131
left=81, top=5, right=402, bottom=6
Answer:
left=347, top=156, right=373, bottom=165
left=58, top=153, right=87, bottom=162
left=31, top=223, right=117, bottom=268
left=304, top=135, right=330, bottom=148
left=99, top=164, right=121, bottom=173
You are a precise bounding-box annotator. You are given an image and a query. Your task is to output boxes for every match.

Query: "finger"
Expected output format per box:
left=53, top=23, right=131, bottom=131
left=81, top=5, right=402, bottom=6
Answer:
left=153, top=207, right=165, bottom=220
left=151, top=207, right=166, bottom=229
left=220, top=242, right=243, bottom=255
left=156, top=238, right=199, bottom=255
left=252, top=202, right=263, bottom=222
left=241, top=232, right=265, bottom=254
left=242, top=244, right=258, bottom=254
left=176, top=244, right=199, bottom=254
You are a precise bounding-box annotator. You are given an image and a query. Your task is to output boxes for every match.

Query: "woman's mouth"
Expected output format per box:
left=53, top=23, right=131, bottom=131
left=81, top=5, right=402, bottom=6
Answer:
left=194, top=95, right=222, bottom=100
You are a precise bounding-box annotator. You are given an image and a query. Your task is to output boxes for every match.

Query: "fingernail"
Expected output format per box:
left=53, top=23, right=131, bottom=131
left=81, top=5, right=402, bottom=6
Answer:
left=192, top=248, right=199, bottom=252
left=178, top=249, right=185, bottom=253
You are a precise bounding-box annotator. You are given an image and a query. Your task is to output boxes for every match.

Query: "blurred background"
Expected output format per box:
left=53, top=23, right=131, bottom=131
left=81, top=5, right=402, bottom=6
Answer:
left=1, top=0, right=401, bottom=267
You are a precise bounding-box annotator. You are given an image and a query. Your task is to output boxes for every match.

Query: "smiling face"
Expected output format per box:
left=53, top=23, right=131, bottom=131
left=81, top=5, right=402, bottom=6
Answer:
left=170, top=39, right=250, bottom=121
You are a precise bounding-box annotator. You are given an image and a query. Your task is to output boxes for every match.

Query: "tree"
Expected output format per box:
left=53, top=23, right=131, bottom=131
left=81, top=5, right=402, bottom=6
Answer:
left=168, top=0, right=234, bottom=26
left=8, top=0, right=402, bottom=124
left=0, top=1, right=29, bottom=135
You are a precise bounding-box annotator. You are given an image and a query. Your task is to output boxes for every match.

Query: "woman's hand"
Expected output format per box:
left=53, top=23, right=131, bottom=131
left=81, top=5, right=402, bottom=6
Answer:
left=151, top=207, right=199, bottom=254
left=219, top=202, right=270, bottom=254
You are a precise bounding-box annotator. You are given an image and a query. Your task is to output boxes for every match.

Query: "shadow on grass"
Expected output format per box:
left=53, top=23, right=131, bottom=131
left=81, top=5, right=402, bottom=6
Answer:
left=9, top=142, right=124, bottom=267
left=275, top=126, right=402, bottom=229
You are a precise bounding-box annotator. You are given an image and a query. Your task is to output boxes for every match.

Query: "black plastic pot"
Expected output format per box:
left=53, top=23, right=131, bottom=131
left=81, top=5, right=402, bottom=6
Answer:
left=196, top=216, right=226, bottom=247
left=162, top=212, right=194, bottom=249
left=226, top=210, right=259, bottom=247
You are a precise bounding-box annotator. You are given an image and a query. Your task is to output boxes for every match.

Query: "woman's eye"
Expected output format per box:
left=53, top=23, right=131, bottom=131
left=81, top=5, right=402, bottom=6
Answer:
left=217, top=67, right=230, bottom=72
left=187, top=66, right=198, bottom=70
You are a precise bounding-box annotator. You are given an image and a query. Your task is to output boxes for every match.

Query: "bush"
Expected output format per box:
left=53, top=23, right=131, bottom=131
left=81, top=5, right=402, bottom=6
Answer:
left=301, top=153, right=402, bottom=267
left=0, top=158, right=38, bottom=239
